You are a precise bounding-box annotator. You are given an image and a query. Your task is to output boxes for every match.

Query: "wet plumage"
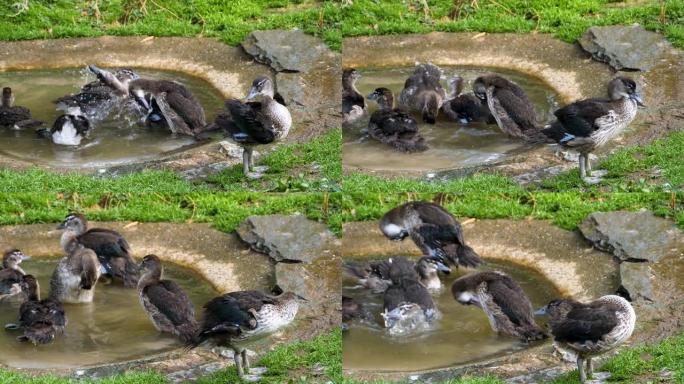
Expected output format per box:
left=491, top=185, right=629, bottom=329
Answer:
left=6, top=275, right=67, bottom=345
left=397, top=63, right=446, bottom=124
left=442, top=76, right=494, bottom=124
left=344, top=256, right=450, bottom=293
left=451, top=271, right=546, bottom=342
left=342, top=68, right=366, bottom=124
left=36, top=107, right=91, bottom=146
left=0, top=249, right=30, bottom=303
left=473, top=75, right=540, bottom=139
left=367, top=87, right=428, bottom=153
left=0, top=87, right=44, bottom=130
left=381, top=256, right=436, bottom=331
left=49, top=239, right=101, bottom=304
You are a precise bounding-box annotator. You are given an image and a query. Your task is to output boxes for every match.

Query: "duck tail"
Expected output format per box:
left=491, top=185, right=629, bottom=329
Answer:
left=19, top=324, right=58, bottom=345
left=520, top=324, right=548, bottom=342
left=538, top=120, right=566, bottom=143
left=177, top=321, right=201, bottom=346
left=35, top=127, right=51, bottom=138
left=456, top=244, right=484, bottom=268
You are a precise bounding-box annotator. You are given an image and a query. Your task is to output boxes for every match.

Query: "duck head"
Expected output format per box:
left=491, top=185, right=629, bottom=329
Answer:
left=88, top=65, right=137, bottom=95
left=416, top=256, right=451, bottom=278
left=56, top=213, right=87, bottom=234
left=139, top=254, right=163, bottom=284
left=246, top=76, right=275, bottom=101
left=367, top=87, right=394, bottom=110
left=534, top=298, right=576, bottom=320
left=342, top=68, right=362, bottom=87
left=472, top=77, right=488, bottom=101
left=2, top=87, right=14, bottom=108
left=421, top=95, right=440, bottom=124
left=3, top=249, right=30, bottom=269
left=451, top=277, right=482, bottom=308
left=608, top=77, right=645, bottom=106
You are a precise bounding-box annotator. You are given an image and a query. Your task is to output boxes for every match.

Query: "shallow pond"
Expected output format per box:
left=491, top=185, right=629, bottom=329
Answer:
left=342, top=258, right=560, bottom=372
left=0, top=68, right=224, bottom=168
left=343, top=66, right=559, bottom=172
left=0, top=257, right=217, bottom=369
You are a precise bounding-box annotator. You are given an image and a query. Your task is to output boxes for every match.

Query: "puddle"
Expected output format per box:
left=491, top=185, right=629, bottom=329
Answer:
left=342, top=258, right=560, bottom=372
left=0, top=257, right=217, bottom=369
left=0, top=68, right=225, bottom=168
left=343, top=66, right=559, bottom=172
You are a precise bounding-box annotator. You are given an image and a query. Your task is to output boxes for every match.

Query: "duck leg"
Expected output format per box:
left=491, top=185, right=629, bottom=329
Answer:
left=578, top=153, right=586, bottom=179
left=586, top=358, right=593, bottom=379
left=242, top=148, right=251, bottom=175
left=248, top=148, right=255, bottom=171
left=241, top=349, right=250, bottom=372
left=577, top=356, right=586, bottom=383
left=234, top=349, right=244, bottom=378
left=584, top=154, right=592, bottom=177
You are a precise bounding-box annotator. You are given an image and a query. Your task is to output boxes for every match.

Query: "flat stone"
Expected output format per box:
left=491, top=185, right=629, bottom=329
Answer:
left=578, top=25, right=671, bottom=71
left=218, top=140, right=251, bottom=159
left=579, top=210, right=683, bottom=262
left=619, top=262, right=654, bottom=302
left=276, top=72, right=308, bottom=107
left=236, top=214, right=333, bottom=263
left=241, top=29, right=331, bottom=72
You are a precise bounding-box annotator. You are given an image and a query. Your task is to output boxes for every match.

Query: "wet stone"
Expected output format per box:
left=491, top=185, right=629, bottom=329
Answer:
left=578, top=25, right=672, bottom=71
left=236, top=214, right=333, bottom=263
left=218, top=140, right=252, bottom=159
left=620, top=262, right=655, bottom=302
left=241, top=29, right=331, bottom=72
left=579, top=210, right=683, bottom=262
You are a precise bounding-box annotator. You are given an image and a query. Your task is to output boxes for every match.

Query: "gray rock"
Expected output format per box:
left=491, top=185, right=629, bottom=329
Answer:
left=241, top=29, right=331, bottom=72
left=218, top=140, right=252, bottom=159
left=619, top=261, right=654, bottom=302
left=276, top=72, right=307, bottom=107
left=579, top=210, right=683, bottom=262
left=274, top=262, right=326, bottom=310
left=236, top=214, right=333, bottom=263
left=578, top=25, right=671, bottom=71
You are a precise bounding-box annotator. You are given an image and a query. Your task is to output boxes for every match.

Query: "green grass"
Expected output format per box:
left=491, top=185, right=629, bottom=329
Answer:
left=0, top=370, right=167, bottom=384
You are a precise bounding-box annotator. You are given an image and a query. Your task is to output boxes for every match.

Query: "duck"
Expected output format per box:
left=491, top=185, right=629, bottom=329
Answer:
left=441, top=75, right=494, bottom=124
left=88, top=65, right=206, bottom=136
left=56, top=213, right=139, bottom=287
left=188, top=289, right=302, bottom=378
left=0, top=249, right=31, bottom=303
left=382, top=256, right=436, bottom=332
left=54, top=68, right=140, bottom=120
left=342, top=295, right=361, bottom=322
left=473, top=74, right=541, bottom=139
left=213, top=76, right=292, bottom=177
left=137, top=254, right=198, bottom=343
left=451, top=271, right=547, bottom=342
left=367, top=87, right=428, bottom=152
left=0, top=87, right=44, bottom=129
left=380, top=201, right=483, bottom=268
left=36, top=107, right=91, bottom=146
left=48, top=238, right=101, bottom=304
left=397, top=63, right=446, bottom=124
left=535, top=295, right=636, bottom=383
left=344, top=256, right=450, bottom=293
left=541, top=77, right=644, bottom=183
left=5, top=275, right=67, bottom=345
left=342, top=68, right=366, bottom=124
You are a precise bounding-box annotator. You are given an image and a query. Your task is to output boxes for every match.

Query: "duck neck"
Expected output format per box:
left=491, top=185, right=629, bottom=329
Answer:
left=378, top=95, right=394, bottom=110
left=27, top=281, right=40, bottom=301
left=60, top=230, right=79, bottom=252
left=138, top=268, right=162, bottom=290
left=1, top=90, right=12, bottom=108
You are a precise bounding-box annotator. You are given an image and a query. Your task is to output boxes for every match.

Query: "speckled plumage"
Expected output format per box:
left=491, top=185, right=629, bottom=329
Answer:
left=49, top=241, right=101, bottom=304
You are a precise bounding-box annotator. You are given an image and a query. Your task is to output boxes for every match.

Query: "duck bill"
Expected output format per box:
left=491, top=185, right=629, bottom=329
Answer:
left=366, top=93, right=378, bottom=101
left=295, top=294, right=308, bottom=302
left=245, top=87, right=260, bottom=101
left=19, top=254, right=31, bottom=262
left=56, top=222, right=66, bottom=230
left=435, top=261, right=451, bottom=274
left=632, top=93, right=645, bottom=107
left=534, top=305, right=548, bottom=316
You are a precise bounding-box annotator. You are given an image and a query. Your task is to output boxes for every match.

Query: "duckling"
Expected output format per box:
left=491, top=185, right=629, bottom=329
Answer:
left=5, top=275, right=67, bottom=345
left=88, top=65, right=206, bottom=136
left=36, top=107, right=91, bottom=146
left=541, top=77, right=644, bottom=183
left=345, top=256, right=450, bottom=294
left=49, top=238, right=101, bottom=304
left=342, top=295, right=361, bottom=322
left=342, top=68, right=366, bottom=124
left=54, top=68, right=140, bottom=120
left=213, top=76, right=292, bottom=177
left=189, top=290, right=302, bottom=378
left=380, top=201, right=483, bottom=268
left=0, top=87, right=44, bottom=129
left=0, top=249, right=31, bottom=303
left=382, top=256, right=436, bottom=332
left=56, top=213, right=139, bottom=287
left=535, top=295, right=636, bottom=383
left=398, top=63, right=446, bottom=124
left=451, top=271, right=547, bottom=342
left=367, top=87, right=428, bottom=152
left=473, top=75, right=540, bottom=139
left=343, top=261, right=392, bottom=294
left=441, top=76, right=494, bottom=124
left=137, top=255, right=198, bottom=343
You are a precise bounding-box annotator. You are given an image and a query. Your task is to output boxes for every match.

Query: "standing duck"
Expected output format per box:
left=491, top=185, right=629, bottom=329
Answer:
left=55, top=68, right=140, bottom=120
left=535, top=295, right=636, bottom=383
left=137, top=255, right=198, bottom=343
left=0, top=249, right=31, bottom=302
left=56, top=213, right=139, bottom=287
left=342, top=68, right=366, bottom=124
left=541, top=77, right=644, bottom=183
left=5, top=275, right=67, bottom=345
left=36, top=107, right=91, bottom=146
left=367, top=87, right=428, bottom=152
left=441, top=76, right=494, bottom=124
left=398, top=63, right=446, bottom=124
left=49, top=239, right=101, bottom=304
left=451, top=271, right=547, bottom=342
left=189, top=290, right=302, bottom=379
left=213, top=76, right=292, bottom=177
left=382, top=256, right=436, bottom=332
left=380, top=201, right=483, bottom=268
left=88, top=65, right=206, bottom=136
left=0, top=87, right=44, bottom=129
left=473, top=75, right=540, bottom=139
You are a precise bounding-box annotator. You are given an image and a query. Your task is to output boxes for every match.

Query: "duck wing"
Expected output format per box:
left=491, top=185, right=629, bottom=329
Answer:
left=77, top=229, right=138, bottom=285
left=551, top=306, right=619, bottom=343
left=196, top=292, right=264, bottom=342
left=143, top=280, right=196, bottom=326
left=221, top=99, right=276, bottom=145
left=0, top=106, right=33, bottom=126
left=342, top=90, right=364, bottom=115
left=555, top=98, right=612, bottom=137
left=0, top=268, right=24, bottom=294
left=400, top=279, right=434, bottom=312
left=486, top=276, right=534, bottom=326
left=163, top=87, right=206, bottom=132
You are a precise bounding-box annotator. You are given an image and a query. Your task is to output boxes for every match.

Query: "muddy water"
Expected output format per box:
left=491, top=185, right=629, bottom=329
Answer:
left=342, top=258, right=560, bottom=372
left=343, top=67, right=559, bottom=172
left=0, top=258, right=217, bottom=369
left=0, top=68, right=224, bottom=168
